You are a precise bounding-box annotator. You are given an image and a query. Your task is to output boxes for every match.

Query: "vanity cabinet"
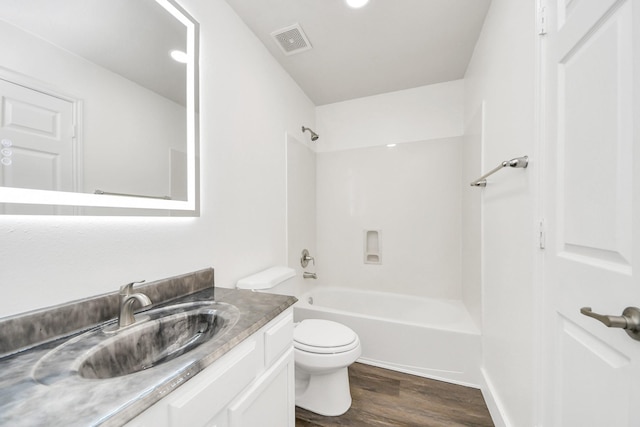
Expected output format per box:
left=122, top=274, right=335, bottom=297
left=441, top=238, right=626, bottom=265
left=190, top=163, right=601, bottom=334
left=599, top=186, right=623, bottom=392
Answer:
left=126, top=308, right=294, bottom=427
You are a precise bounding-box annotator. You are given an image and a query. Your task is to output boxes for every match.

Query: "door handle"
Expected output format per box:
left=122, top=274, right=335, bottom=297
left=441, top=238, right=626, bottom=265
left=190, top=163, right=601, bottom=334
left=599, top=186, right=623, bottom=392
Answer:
left=580, top=306, right=640, bottom=341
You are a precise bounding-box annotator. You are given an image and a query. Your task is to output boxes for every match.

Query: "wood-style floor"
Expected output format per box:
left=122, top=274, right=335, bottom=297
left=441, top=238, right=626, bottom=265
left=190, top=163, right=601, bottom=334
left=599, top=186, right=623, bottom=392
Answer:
left=295, top=363, right=494, bottom=427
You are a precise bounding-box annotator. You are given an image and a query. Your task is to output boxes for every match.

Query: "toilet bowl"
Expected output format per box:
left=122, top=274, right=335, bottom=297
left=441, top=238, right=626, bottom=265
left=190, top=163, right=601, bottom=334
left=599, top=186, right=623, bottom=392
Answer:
left=293, top=319, right=362, bottom=416
left=237, top=267, right=362, bottom=416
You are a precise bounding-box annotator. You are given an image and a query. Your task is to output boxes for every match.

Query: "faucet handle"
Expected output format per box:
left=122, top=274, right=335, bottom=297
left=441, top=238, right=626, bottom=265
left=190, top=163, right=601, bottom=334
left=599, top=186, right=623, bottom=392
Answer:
left=301, top=249, right=315, bottom=268
left=120, top=280, right=145, bottom=295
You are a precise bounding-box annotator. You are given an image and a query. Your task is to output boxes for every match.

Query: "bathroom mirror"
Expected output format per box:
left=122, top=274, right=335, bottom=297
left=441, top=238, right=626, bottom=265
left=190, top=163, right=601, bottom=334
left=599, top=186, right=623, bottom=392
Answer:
left=0, top=0, right=198, bottom=215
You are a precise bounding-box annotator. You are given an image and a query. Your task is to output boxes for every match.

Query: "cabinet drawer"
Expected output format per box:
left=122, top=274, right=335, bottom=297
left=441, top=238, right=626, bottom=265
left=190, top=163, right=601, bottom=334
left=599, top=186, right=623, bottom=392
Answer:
left=264, top=311, right=293, bottom=367
left=167, top=339, right=259, bottom=426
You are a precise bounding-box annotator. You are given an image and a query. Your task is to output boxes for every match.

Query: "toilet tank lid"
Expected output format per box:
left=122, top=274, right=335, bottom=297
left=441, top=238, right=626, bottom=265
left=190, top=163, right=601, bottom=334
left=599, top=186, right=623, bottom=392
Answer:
left=236, top=266, right=296, bottom=290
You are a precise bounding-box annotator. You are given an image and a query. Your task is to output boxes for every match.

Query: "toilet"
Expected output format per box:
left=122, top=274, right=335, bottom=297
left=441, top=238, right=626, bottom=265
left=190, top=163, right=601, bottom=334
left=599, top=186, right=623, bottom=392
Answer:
left=237, top=266, right=362, bottom=416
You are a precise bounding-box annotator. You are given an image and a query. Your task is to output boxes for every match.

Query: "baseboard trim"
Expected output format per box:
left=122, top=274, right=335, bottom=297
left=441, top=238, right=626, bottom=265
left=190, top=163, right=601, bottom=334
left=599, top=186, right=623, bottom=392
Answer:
left=479, top=367, right=512, bottom=427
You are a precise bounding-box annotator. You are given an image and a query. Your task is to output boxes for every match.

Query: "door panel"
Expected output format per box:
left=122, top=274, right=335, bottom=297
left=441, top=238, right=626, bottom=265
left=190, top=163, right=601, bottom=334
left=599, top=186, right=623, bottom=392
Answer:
left=0, top=78, right=77, bottom=214
left=4, top=147, right=61, bottom=191
left=544, top=0, right=640, bottom=425
left=559, top=1, right=633, bottom=269
left=555, top=316, right=631, bottom=426
left=0, top=79, right=76, bottom=192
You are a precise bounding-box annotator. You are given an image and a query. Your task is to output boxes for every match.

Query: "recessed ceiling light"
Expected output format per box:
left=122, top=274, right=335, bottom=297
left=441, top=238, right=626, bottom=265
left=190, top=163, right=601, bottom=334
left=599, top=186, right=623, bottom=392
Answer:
left=170, top=50, right=188, bottom=64
left=346, top=0, right=369, bottom=8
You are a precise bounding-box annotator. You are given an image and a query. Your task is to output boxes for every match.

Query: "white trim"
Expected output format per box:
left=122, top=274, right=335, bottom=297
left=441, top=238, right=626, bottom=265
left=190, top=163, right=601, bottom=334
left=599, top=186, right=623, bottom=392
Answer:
left=480, top=367, right=512, bottom=427
left=284, top=132, right=290, bottom=264
left=533, top=0, right=548, bottom=425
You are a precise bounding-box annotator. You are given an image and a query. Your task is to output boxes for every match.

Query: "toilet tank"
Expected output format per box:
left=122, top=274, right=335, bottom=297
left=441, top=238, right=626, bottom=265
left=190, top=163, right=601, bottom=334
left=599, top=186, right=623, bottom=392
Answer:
left=236, top=266, right=296, bottom=291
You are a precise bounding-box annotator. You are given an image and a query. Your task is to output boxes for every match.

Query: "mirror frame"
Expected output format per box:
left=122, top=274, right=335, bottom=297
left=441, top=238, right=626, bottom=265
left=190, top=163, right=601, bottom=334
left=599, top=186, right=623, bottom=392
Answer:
left=0, top=0, right=199, bottom=214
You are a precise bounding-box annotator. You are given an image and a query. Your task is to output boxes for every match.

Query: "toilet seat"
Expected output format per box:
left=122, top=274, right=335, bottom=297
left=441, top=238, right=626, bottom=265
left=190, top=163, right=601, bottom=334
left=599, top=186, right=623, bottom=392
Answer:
left=294, top=319, right=359, bottom=354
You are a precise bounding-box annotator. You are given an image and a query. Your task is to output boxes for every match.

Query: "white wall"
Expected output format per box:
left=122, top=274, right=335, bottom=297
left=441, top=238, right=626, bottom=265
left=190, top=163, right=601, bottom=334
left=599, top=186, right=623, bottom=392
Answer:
left=0, top=0, right=315, bottom=318
left=314, top=80, right=466, bottom=300
left=316, top=138, right=462, bottom=299
left=464, top=1, right=537, bottom=425
left=316, top=80, right=464, bottom=152
left=0, top=21, right=185, bottom=198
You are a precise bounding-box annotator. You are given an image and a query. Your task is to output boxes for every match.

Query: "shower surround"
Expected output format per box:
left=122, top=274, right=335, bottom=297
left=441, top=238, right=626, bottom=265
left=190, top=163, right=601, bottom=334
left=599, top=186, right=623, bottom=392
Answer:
left=315, top=137, right=464, bottom=302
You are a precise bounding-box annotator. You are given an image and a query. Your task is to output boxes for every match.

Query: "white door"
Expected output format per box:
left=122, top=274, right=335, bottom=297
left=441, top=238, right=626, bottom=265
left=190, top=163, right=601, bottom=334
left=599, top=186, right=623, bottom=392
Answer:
left=543, top=0, right=640, bottom=426
left=0, top=79, right=76, bottom=191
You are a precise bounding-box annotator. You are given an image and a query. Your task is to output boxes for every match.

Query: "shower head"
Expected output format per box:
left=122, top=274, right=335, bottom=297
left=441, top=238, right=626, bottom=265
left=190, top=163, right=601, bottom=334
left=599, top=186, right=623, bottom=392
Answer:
left=302, top=126, right=319, bottom=142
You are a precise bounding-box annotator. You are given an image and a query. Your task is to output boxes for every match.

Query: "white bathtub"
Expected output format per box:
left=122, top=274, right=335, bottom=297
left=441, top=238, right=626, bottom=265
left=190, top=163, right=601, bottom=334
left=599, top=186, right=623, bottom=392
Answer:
left=294, top=287, right=481, bottom=387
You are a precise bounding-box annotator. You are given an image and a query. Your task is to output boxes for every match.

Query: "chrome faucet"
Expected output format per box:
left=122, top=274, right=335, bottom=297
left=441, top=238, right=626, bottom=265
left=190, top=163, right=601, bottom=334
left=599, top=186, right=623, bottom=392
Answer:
left=303, top=272, right=318, bottom=279
left=117, top=280, right=152, bottom=329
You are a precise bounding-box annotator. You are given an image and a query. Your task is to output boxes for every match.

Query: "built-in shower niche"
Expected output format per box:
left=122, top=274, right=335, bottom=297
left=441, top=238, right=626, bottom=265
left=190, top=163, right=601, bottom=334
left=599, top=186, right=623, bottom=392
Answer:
left=364, top=230, right=381, bottom=264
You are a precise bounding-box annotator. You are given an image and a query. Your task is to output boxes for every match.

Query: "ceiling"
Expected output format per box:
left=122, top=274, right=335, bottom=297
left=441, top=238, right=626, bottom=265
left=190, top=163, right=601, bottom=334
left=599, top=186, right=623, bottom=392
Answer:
left=225, top=0, right=492, bottom=105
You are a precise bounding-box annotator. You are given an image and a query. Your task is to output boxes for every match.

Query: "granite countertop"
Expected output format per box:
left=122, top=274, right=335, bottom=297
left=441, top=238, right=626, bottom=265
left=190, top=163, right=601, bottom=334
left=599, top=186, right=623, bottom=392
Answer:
left=0, top=287, right=297, bottom=426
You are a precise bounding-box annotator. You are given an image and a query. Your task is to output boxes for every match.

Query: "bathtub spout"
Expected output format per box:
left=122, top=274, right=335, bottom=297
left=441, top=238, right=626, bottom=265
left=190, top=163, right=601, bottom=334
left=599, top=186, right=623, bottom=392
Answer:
left=303, top=272, right=318, bottom=279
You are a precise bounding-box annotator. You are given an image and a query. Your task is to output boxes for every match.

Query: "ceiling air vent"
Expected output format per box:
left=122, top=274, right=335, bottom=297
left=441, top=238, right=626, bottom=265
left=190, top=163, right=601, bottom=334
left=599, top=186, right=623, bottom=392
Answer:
left=271, top=23, right=312, bottom=56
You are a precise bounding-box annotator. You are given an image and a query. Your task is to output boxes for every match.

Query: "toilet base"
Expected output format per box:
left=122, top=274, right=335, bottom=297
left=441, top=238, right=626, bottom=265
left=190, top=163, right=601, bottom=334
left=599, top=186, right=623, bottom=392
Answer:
left=295, top=366, right=353, bottom=416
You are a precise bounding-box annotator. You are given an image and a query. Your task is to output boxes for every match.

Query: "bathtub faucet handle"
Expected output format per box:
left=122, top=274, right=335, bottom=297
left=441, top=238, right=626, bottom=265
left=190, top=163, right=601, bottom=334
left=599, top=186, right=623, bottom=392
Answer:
left=301, top=249, right=315, bottom=268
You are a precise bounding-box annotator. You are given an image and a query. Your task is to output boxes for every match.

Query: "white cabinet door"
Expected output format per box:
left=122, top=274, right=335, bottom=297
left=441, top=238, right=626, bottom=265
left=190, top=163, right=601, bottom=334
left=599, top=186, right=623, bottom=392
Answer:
left=227, top=349, right=295, bottom=427
left=125, top=339, right=259, bottom=427
left=167, top=341, right=259, bottom=426
left=205, top=410, right=227, bottom=427
left=542, top=0, right=640, bottom=425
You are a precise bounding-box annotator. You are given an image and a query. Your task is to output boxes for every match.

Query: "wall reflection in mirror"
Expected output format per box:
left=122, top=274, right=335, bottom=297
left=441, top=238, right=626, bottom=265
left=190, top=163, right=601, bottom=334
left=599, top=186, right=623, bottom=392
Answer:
left=0, top=0, right=198, bottom=215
